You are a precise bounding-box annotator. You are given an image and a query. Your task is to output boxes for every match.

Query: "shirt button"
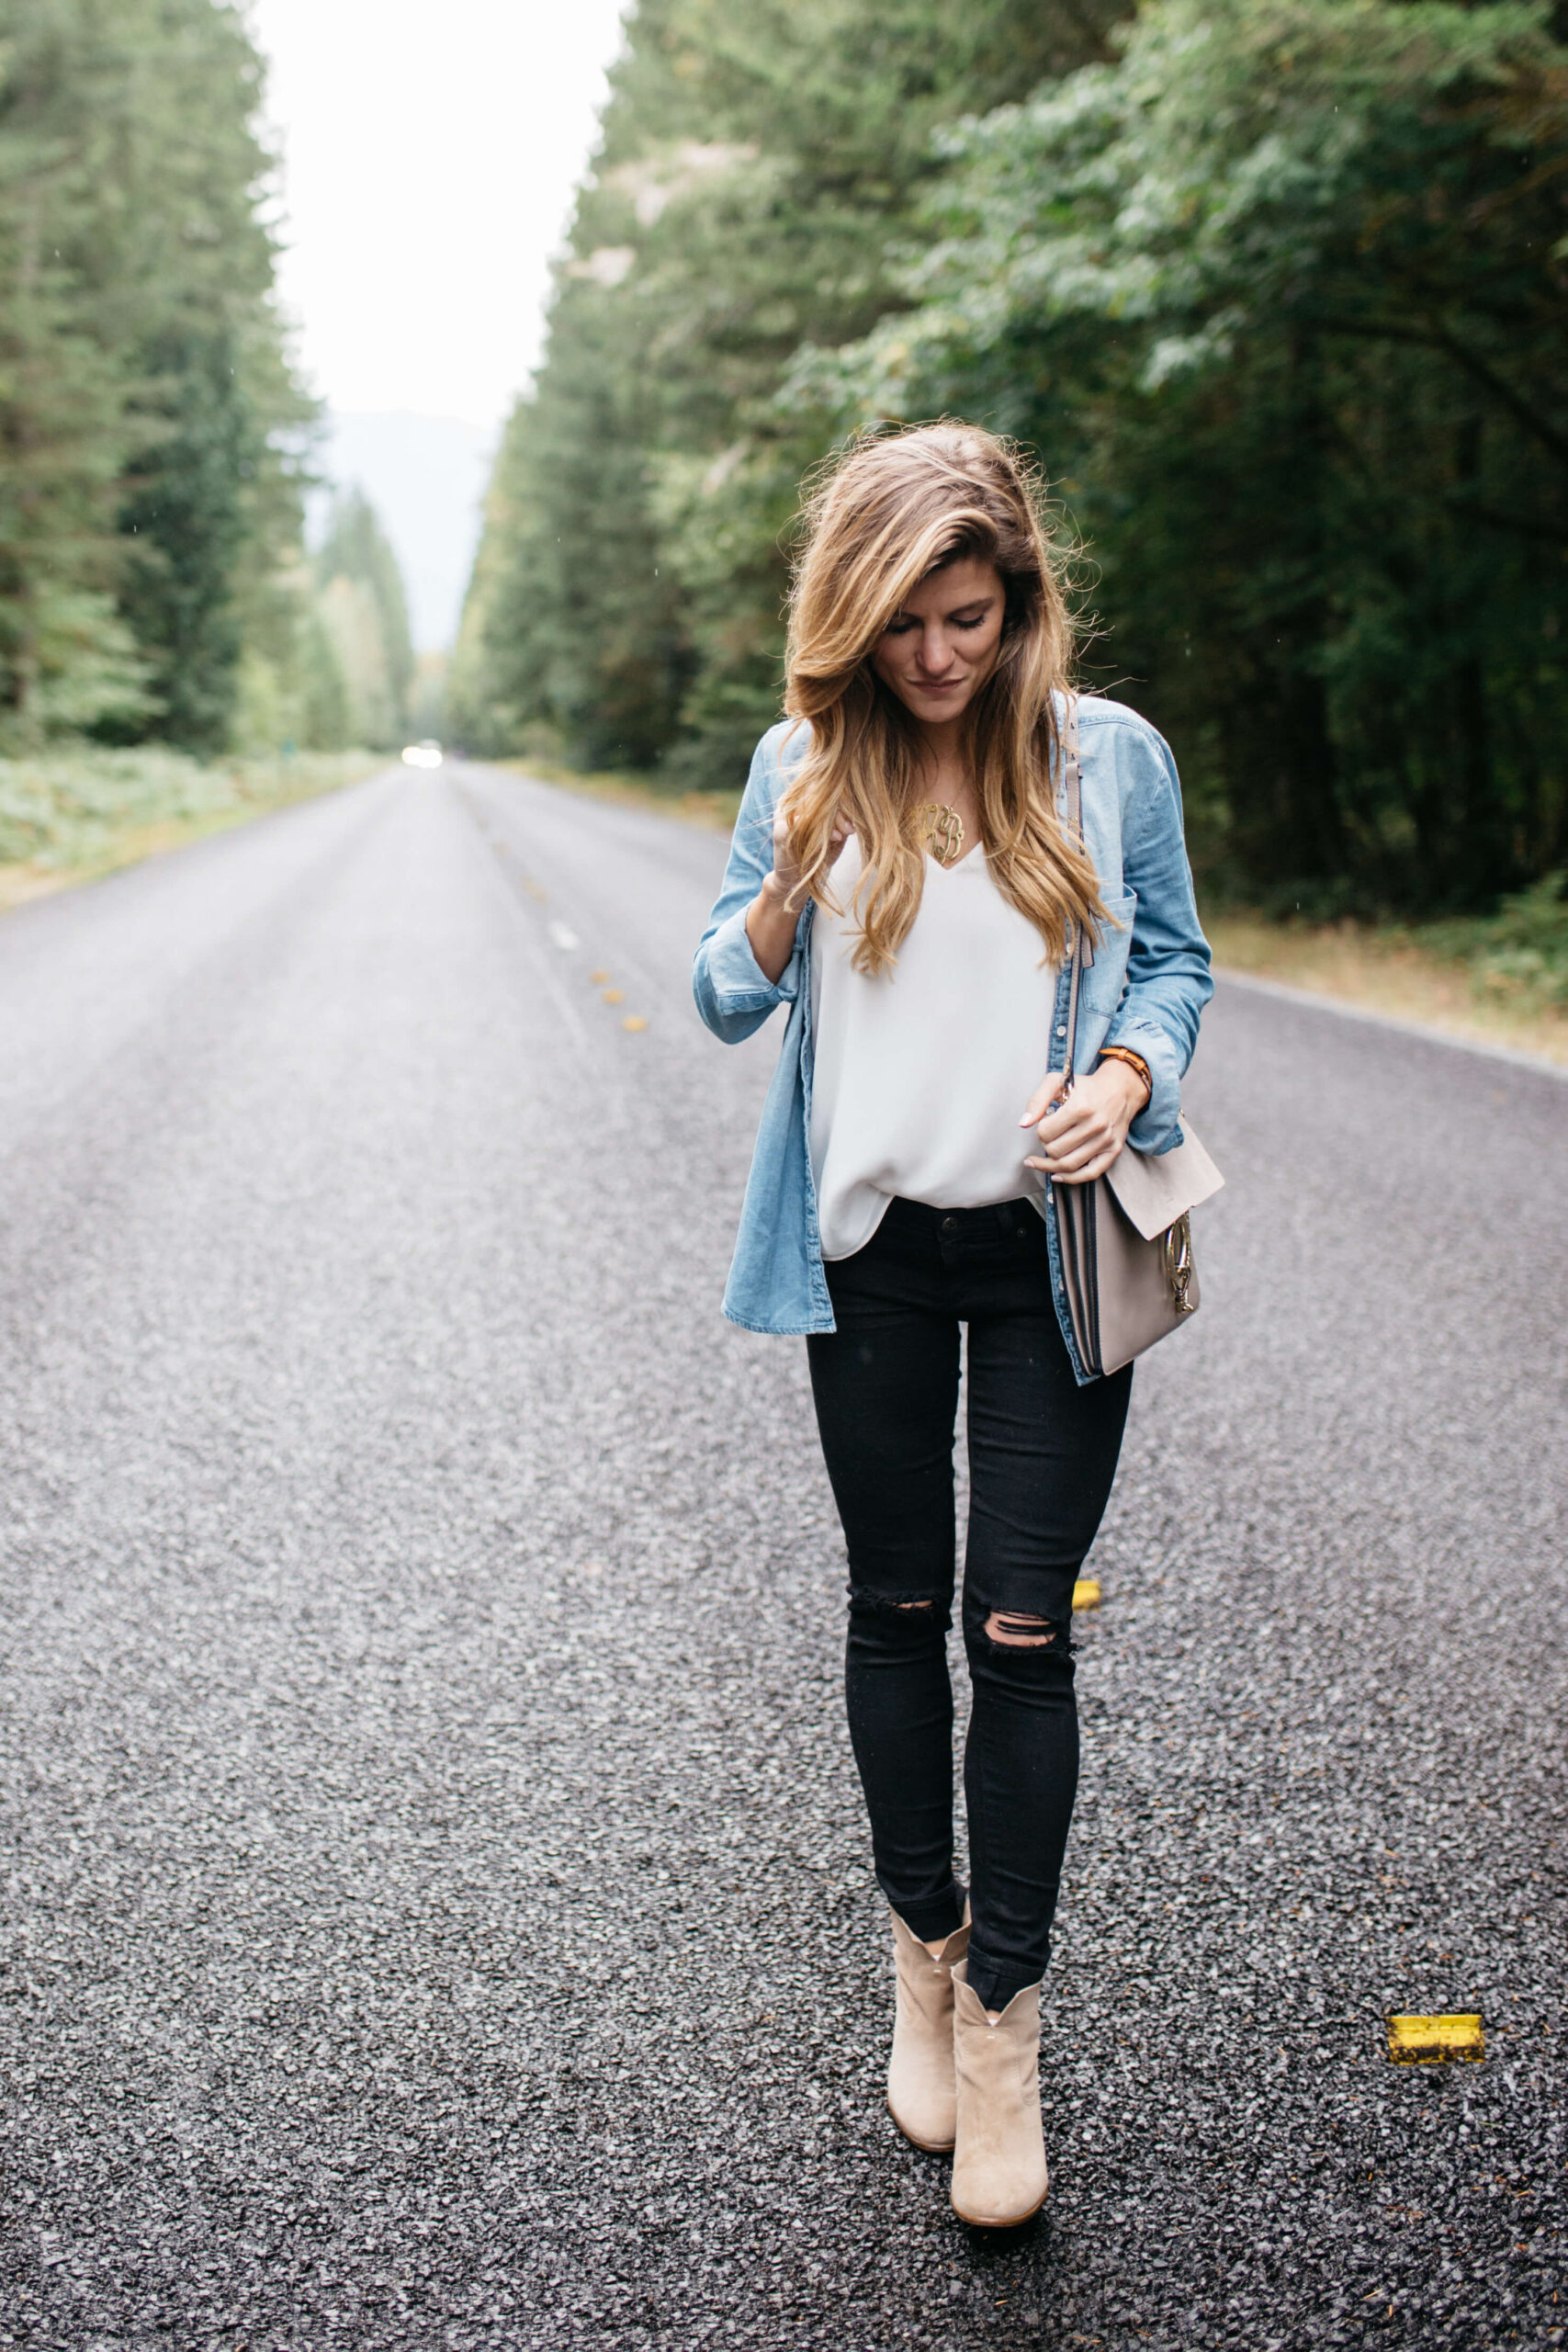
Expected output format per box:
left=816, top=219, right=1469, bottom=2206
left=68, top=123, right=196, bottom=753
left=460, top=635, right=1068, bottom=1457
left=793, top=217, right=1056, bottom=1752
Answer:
left=1055, top=1023, right=1067, bottom=1038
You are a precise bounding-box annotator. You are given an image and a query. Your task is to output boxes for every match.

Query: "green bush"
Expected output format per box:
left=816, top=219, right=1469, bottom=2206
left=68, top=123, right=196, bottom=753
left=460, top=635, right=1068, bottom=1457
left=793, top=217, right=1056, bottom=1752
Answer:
left=0, top=745, right=376, bottom=872
left=1420, top=874, right=1568, bottom=1011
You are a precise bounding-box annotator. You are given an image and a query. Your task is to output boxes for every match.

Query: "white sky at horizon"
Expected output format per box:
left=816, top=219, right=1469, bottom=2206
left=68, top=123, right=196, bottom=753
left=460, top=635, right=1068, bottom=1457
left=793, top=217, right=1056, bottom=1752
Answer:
left=246, top=0, right=631, bottom=432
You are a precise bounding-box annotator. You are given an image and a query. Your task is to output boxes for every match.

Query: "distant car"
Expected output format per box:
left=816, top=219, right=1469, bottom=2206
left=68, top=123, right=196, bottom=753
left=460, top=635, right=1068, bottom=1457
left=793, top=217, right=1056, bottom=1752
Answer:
left=400, top=740, right=443, bottom=770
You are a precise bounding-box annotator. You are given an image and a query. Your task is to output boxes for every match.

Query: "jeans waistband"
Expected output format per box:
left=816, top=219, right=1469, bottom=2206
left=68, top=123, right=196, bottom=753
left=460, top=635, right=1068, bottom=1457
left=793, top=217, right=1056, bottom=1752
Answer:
left=881, top=1194, right=1041, bottom=1241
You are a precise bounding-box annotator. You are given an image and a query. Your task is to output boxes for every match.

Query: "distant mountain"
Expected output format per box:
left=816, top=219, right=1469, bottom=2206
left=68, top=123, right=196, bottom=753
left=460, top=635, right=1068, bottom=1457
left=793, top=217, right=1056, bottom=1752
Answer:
left=310, top=412, right=498, bottom=654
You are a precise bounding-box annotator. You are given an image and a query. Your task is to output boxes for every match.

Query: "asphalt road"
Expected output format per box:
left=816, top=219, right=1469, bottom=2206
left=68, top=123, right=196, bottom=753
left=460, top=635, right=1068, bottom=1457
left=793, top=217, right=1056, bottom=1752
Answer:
left=1, top=763, right=1563, bottom=2352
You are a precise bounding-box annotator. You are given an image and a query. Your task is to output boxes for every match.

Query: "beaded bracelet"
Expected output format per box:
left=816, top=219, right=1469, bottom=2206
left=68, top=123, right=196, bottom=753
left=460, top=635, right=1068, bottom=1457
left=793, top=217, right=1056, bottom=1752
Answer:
left=1098, top=1045, right=1153, bottom=1101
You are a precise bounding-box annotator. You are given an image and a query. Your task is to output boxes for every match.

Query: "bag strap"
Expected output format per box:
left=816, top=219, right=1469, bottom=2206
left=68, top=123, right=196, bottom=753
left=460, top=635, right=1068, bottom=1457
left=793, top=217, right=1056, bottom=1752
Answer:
left=1059, top=694, right=1089, bottom=1090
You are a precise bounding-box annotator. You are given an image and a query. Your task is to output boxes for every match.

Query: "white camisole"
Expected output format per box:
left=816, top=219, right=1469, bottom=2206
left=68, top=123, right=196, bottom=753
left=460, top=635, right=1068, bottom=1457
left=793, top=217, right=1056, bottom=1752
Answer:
left=808, top=835, right=1060, bottom=1261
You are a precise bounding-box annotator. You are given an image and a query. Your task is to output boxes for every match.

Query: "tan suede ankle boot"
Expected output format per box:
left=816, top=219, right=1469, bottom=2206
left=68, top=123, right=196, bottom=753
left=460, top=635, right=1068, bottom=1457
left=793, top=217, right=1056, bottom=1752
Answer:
left=949, top=1961, right=1048, bottom=2227
left=886, top=1907, right=971, bottom=2153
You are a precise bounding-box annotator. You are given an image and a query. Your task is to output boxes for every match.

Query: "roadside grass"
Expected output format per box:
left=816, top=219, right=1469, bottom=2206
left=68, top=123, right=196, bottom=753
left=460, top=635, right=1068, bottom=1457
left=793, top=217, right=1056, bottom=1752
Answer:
left=1205, top=895, right=1568, bottom=1069
left=0, top=744, right=387, bottom=912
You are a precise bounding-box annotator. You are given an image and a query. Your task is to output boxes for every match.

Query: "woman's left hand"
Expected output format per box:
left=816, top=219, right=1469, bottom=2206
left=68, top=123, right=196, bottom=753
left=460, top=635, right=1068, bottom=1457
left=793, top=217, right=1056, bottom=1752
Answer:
left=1020, top=1058, right=1148, bottom=1185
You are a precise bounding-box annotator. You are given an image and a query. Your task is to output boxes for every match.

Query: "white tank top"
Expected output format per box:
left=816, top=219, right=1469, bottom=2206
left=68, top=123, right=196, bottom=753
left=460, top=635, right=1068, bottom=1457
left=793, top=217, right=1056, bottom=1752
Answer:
left=808, top=835, right=1060, bottom=1261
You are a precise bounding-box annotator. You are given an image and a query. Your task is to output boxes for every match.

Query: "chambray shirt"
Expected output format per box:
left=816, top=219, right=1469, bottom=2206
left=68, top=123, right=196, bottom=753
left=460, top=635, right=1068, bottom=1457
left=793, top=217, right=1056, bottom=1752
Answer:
left=692, top=695, right=1213, bottom=1382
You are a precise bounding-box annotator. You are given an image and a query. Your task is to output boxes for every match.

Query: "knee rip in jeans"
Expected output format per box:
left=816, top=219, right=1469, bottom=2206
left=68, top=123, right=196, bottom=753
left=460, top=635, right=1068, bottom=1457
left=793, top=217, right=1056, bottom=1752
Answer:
left=848, top=1584, right=953, bottom=1634
left=982, top=1610, right=1070, bottom=1650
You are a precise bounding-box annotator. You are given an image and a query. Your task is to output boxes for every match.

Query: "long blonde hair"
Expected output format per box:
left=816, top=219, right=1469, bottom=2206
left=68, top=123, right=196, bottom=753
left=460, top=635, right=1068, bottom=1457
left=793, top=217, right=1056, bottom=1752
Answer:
left=781, top=422, right=1105, bottom=977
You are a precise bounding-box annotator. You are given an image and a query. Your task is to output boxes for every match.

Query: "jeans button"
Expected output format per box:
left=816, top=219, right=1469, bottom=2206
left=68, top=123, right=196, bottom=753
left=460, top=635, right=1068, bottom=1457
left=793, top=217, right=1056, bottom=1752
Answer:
left=940, top=1215, right=958, bottom=1233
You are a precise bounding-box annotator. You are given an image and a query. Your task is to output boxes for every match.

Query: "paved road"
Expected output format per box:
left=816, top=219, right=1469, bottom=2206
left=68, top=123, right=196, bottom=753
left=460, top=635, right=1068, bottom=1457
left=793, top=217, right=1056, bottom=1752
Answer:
left=1, top=764, right=1563, bottom=2352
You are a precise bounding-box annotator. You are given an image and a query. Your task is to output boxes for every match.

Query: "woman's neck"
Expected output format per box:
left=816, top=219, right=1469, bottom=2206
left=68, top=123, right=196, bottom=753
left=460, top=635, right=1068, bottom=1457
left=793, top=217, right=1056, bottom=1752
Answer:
left=914, top=715, right=969, bottom=803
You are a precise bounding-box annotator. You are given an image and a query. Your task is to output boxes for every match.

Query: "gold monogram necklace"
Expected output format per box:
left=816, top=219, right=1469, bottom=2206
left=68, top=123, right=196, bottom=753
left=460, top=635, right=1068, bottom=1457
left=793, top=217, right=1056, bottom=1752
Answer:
left=918, top=800, right=964, bottom=866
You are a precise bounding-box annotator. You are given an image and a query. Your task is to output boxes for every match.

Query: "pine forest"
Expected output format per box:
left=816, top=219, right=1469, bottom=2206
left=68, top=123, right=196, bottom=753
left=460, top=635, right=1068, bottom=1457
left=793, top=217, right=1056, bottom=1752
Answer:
left=0, top=0, right=412, bottom=772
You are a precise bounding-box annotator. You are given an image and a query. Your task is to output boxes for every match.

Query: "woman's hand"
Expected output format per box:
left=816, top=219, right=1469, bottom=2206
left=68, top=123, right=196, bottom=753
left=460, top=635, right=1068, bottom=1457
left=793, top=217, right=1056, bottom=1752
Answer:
left=771, top=803, right=852, bottom=900
left=745, top=807, right=852, bottom=985
left=1020, top=1057, right=1148, bottom=1185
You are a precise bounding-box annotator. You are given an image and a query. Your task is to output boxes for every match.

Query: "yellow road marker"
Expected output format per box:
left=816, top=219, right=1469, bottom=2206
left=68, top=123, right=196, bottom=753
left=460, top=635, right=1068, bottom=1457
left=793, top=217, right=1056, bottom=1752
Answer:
left=622, top=1015, right=649, bottom=1033
left=1387, top=2015, right=1484, bottom=2064
left=590, top=968, right=610, bottom=984
left=1072, top=1578, right=1101, bottom=1611
left=601, top=988, right=625, bottom=1004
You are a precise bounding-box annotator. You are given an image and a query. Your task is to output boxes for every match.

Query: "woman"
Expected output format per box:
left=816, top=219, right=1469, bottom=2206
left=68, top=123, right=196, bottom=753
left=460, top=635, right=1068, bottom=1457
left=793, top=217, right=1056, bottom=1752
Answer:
left=692, top=424, right=1212, bottom=2228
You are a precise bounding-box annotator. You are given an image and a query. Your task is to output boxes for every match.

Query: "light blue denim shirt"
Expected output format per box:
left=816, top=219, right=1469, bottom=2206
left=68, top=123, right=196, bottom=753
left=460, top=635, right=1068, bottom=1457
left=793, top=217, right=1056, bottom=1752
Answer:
left=692, top=695, right=1213, bottom=1381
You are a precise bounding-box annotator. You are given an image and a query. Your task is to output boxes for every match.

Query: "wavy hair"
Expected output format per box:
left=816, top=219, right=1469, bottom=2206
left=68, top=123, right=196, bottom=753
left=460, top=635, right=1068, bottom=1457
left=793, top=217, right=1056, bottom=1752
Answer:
left=779, top=422, right=1105, bottom=977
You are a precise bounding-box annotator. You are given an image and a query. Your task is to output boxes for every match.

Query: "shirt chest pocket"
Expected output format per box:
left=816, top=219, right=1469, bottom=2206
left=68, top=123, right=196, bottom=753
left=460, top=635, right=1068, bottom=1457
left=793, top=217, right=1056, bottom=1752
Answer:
left=1079, top=888, right=1137, bottom=1020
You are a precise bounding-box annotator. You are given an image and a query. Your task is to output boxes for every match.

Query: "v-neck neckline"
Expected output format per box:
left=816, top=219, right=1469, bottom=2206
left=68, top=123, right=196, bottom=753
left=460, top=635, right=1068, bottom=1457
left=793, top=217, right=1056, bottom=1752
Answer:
left=926, top=842, right=987, bottom=875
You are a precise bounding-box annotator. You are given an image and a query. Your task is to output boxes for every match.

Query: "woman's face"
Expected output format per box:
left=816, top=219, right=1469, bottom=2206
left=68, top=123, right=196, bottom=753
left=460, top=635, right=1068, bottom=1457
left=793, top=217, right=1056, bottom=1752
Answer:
left=871, top=557, right=1007, bottom=729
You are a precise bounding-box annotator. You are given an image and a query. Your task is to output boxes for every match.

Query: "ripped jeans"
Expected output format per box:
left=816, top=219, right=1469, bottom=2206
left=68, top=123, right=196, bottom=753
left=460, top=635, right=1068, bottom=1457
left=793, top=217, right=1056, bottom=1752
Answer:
left=807, top=1196, right=1133, bottom=2015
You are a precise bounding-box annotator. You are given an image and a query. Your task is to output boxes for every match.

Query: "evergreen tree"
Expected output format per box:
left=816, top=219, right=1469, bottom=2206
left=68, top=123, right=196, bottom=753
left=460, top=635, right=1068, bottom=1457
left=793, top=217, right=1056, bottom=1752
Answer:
left=0, top=0, right=313, bottom=750
left=113, top=330, right=254, bottom=752
left=313, top=487, right=414, bottom=749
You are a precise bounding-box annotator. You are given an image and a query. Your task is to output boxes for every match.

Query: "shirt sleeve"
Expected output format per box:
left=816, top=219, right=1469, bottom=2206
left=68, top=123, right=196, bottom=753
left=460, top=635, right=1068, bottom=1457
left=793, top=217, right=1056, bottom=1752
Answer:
left=1100, top=721, right=1214, bottom=1152
left=692, top=727, right=807, bottom=1043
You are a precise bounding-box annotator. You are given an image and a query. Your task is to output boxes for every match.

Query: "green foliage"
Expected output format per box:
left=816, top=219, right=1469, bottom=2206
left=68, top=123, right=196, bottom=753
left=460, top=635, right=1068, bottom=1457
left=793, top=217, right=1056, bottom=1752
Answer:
left=450, top=0, right=1122, bottom=774
left=230, top=577, right=354, bottom=757
left=0, top=742, right=377, bottom=874
left=313, top=487, right=415, bottom=750
left=0, top=0, right=316, bottom=752
left=225, top=484, right=415, bottom=761
left=1419, top=869, right=1568, bottom=1006
left=818, top=0, right=1568, bottom=910
left=461, top=0, right=1568, bottom=916
left=114, top=331, right=254, bottom=753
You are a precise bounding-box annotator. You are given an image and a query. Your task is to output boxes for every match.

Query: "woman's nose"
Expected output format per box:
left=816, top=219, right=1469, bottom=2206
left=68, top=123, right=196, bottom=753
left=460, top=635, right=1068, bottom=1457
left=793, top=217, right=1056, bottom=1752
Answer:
left=917, top=627, right=952, bottom=673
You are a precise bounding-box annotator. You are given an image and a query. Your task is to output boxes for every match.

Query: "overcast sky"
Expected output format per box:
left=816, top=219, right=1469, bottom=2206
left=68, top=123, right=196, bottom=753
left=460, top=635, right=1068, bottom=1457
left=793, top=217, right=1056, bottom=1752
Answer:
left=247, top=0, right=630, bottom=431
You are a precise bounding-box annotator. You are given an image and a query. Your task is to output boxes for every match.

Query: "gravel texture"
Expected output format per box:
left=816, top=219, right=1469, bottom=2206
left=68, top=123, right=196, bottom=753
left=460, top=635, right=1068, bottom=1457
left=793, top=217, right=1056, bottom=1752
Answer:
left=0, top=763, right=1563, bottom=2350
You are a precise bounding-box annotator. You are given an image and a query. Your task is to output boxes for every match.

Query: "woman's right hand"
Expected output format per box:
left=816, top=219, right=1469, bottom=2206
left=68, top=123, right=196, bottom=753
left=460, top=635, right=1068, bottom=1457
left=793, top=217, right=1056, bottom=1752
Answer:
left=745, top=806, right=852, bottom=984
left=771, top=803, right=852, bottom=903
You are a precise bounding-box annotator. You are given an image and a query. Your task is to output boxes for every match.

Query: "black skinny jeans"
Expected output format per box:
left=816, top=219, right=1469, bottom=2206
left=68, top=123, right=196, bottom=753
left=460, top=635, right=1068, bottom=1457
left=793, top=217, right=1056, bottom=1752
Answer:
left=807, top=1196, right=1133, bottom=2014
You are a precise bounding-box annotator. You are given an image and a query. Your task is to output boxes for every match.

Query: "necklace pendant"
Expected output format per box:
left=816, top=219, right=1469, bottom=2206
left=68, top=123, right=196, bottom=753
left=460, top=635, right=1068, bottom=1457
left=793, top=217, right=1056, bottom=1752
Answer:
left=919, top=801, right=964, bottom=865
